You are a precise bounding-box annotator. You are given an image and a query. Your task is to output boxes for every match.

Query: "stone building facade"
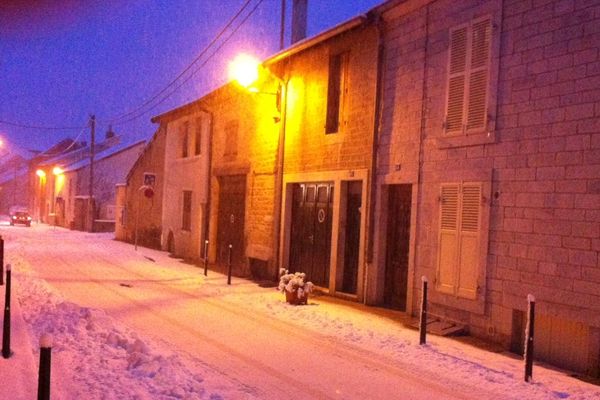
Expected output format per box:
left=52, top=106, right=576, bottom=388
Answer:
left=152, top=82, right=280, bottom=275
left=116, top=127, right=166, bottom=249
left=267, top=20, right=380, bottom=300
left=371, top=0, right=600, bottom=375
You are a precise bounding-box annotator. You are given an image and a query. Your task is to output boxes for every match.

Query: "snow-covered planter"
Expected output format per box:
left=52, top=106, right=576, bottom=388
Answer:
left=278, top=269, right=314, bottom=305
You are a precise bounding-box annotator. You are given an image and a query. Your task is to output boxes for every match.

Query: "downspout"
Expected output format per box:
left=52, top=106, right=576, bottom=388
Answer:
left=272, top=69, right=289, bottom=280
left=413, top=5, right=430, bottom=308
left=364, top=12, right=385, bottom=304
left=199, top=108, right=214, bottom=261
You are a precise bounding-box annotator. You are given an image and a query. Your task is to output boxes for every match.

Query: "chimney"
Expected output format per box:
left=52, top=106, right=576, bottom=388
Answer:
left=291, top=0, right=307, bottom=44
left=105, top=125, right=115, bottom=140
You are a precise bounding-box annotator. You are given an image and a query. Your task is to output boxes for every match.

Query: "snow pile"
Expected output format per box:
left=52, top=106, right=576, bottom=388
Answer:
left=13, top=263, right=207, bottom=399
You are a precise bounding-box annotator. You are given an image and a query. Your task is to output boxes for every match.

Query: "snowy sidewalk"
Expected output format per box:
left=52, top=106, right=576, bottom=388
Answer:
left=0, top=278, right=38, bottom=400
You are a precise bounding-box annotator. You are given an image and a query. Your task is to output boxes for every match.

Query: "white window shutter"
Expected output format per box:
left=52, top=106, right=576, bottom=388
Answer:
left=466, top=19, right=491, bottom=132
left=437, top=184, right=460, bottom=294
left=457, top=183, right=481, bottom=299
left=445, top=26, right=468, bottom=134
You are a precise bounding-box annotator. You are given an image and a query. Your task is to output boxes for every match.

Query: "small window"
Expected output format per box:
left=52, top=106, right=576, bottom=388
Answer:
left=182, top=190, right=192, bottom=231
left=194, top=117, right=202, bottom=156
left=143, top=173, right=156, bottom=187
left=445, top=18, right=492, bottom=135
left=224, top=120, right=238, bottom=158
left=325, top=52, right=349, bottom=134
left=180, top=121, right=189, bottom=158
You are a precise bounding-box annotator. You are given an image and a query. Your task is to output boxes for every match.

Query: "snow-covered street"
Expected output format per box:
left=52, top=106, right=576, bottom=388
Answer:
left=0, top=223, right=598, bottom=399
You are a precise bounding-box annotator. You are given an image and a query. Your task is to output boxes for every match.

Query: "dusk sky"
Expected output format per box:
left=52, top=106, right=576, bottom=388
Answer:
left=0, top=0, right=383, bottom=154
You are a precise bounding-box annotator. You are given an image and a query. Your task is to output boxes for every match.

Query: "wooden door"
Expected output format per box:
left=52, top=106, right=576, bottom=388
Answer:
left=217, top=175, right=246, bottom=270
left=384, top=184, right=412, bottom=311
left=341, top=181, right=362, bottom=294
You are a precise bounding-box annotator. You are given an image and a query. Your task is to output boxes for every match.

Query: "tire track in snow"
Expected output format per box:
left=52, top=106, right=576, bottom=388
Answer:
left=24, top=231, right=476, bottom=400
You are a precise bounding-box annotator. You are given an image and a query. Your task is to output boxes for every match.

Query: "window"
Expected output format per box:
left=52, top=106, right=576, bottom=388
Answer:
left=194, top=117, right=202, bottom=156
left=224, top=120, right=238, bottom=159
left=436, top=182, right=482, bottom=299
left=180, top=121, right=189, bottom=158
left=182, top=190, right=192, bottom=231
left=325, top=52, right=349, bottom=134
left=445, top=18, right=491, bottom=135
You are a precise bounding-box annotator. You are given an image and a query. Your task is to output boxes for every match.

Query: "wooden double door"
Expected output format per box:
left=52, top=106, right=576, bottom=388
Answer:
left=289, top=183, right=333, bottom=288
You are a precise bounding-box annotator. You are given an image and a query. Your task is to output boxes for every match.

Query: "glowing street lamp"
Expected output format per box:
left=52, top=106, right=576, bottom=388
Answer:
left=229, top=54, right=260, bottom=88
left=36, top=169, right=46, bottom=178
left=52, top=166, right=64, bottom=176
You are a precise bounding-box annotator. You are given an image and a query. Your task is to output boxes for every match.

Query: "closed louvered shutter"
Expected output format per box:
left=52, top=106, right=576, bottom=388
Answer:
left=445, top=18, right=491, bottom=135
left=446, top=26, right=467, bottom=134
left=437, top=184, right=459, bottom=294
left=466, top=19, right=491, bottom=132
left=457, top=184, right=481, bottom=299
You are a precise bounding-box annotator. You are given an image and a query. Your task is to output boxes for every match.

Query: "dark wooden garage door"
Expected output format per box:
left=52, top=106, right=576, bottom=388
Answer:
left=289, top=183, right=333, bottom=288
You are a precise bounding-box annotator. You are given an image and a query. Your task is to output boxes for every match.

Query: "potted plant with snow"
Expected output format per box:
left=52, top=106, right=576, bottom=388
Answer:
left=278, top=269, right=314, bottom=305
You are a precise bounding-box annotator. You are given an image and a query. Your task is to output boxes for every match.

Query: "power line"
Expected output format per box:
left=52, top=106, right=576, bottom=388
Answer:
left=0, top=119, right=87, bottom=131
left=107, top=0, right=257, bottom=125
left=110, top=0, right=264, bottom=126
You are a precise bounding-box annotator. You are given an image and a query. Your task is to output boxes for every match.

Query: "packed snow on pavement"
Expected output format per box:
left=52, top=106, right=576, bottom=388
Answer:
left=0, top=223, right=598, bottom=399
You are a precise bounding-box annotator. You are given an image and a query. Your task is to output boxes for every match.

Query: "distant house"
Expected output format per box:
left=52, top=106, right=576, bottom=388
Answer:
left=33, top=131, right=144, bottom=231
left=116, top=126, right=166, bottom=249
left=58, top=139, right=145, bottom=231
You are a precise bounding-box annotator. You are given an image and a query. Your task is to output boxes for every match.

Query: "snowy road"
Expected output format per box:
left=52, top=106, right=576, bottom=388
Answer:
left=1, top=224, right=598, bottom=400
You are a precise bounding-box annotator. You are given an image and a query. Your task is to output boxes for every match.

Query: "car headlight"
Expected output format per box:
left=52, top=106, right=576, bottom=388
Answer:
left=11, top=216, right=16, bottom=219
left=27, top=216, right=32, bottom=220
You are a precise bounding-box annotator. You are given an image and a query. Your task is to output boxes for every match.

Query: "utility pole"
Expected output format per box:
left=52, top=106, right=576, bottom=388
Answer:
left=279, top=0, right=286, bottom=50
left=88, top=115, right=96, bottom=232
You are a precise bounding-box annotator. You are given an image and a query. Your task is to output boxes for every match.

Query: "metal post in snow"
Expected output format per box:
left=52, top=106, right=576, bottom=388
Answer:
left=203, top=240, right=209, bottom=276
left=524, top=294, right=535, bottom=382
left=37, top=334, right=53, bottom=400
left=0, top=235, right=4, bottom=286
left=419, top=276, right=428, bottom=345
left=227, top=244, right=232, bottom=285
left=2, top=264, right=11, bottom=359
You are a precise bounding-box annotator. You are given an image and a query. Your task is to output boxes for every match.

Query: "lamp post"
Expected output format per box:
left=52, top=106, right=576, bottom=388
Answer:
left=35, top=169, right=46, bottom=223
left=229, top=54, right=288, bottom=279
left=52, top=167, right=64, bottom=227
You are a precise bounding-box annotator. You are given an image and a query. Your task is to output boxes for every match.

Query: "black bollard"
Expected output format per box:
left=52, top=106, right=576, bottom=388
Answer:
left=37, top=334, right=53, bottom=400
left=2, top=264, right=11, bottom=358
left=227, top=244, right=232, bottom=285
left=0, top=236, right=4, bottom=286
left=524, top=294, right=535, bottom=382
left=419, top=276, right=428, bottom=345
left=203, top=240, right=209, bottom=277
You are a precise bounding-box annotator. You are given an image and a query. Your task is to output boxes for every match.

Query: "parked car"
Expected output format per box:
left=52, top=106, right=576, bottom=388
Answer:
left=10, top=210, right=32, bottom=227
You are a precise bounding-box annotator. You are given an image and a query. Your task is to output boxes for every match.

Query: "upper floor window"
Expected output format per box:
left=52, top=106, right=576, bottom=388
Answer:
left=224, top=120, right=238, bottom=159
left=182, top=190, right=192, bottom=231
left=180, top=121, right=189, bottom=158
left=325, top=52, right=349, bottom=134
left=194, top=117, right=202, bottom=156
left=445, top=18, right=491, bottom=135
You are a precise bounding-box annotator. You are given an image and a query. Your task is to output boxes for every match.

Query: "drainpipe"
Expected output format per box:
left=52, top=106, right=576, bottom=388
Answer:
left=364, top=13, right=385, bottom=304
left=272, top=71, right=289, bottom=280
left=199, top=108, right=214, bottom=261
